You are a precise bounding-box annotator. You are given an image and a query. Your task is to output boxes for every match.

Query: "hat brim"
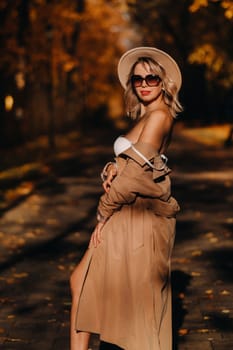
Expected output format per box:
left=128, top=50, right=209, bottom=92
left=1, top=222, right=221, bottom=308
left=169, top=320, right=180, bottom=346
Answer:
left=117, top=47, right=182, bottom=91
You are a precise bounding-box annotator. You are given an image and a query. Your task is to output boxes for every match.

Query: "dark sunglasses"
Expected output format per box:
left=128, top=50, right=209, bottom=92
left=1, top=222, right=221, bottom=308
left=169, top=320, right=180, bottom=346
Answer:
left=131, top=74, right=162, bottom=88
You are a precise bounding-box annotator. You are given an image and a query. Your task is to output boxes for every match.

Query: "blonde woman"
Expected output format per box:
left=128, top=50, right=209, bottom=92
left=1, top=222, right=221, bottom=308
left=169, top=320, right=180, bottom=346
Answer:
left=70, top=47, right=183, bottom=350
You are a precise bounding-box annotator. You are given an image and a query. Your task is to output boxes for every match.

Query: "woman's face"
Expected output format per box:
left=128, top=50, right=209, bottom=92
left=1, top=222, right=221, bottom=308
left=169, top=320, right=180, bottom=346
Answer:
left=132, top=62, right=163, bottom=104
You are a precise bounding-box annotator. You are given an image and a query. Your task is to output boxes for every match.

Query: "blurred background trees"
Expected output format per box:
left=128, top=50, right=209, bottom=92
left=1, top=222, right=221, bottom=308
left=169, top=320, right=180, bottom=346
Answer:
left=127, top=0, right=233, bottom=122
left=0, top=0, right=232, bottom=148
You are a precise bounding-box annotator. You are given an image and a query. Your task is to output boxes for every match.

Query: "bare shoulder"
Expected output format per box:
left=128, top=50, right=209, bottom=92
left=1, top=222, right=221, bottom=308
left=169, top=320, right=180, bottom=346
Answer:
left=146, top=109, right=172, bottom=129
left=138, top=109, right=173, bottom=148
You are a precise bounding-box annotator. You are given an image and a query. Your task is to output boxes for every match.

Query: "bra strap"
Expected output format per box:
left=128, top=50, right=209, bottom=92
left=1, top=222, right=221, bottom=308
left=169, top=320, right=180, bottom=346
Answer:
left=131, top=145, right=168, bottom=171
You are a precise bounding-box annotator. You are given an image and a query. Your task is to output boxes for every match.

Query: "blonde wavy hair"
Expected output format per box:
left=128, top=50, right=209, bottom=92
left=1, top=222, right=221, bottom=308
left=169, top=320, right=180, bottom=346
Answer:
left=124, top=57, right=183, bottom=119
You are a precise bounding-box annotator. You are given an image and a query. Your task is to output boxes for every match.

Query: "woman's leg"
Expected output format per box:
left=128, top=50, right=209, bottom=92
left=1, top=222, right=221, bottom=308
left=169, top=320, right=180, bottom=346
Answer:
left=70, top=250, right=92, bottom=350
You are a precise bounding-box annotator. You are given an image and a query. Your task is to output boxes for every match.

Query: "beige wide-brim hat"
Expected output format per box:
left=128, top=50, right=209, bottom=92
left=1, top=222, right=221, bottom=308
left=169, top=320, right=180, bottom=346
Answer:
left=117, top=46, right=182, bottom=91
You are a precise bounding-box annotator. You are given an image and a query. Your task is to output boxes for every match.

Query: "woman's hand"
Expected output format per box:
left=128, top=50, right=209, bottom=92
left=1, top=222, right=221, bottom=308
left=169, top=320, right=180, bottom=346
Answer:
left=89, top=221, right=105, bottom=248
left=102, top=164, right=117, bottom=193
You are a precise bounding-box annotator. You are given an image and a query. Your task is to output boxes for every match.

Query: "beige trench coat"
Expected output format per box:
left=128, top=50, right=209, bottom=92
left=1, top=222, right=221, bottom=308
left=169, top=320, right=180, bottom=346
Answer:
left=75, top=142, right=180, bottom=350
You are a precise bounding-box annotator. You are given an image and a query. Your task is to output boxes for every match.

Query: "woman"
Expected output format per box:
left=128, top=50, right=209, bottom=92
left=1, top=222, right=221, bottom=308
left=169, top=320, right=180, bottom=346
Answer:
left=70, top=47, right=183, bottom=350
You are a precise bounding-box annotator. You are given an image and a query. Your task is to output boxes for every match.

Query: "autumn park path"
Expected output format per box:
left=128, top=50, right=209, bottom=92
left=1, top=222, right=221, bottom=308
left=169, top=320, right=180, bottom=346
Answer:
left=0, top=127, right=232, bottom=350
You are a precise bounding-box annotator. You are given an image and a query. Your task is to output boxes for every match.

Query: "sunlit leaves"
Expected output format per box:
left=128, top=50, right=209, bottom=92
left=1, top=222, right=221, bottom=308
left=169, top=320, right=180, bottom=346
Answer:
left=0, top=162, right=50, bottom=209
left=188, top=44, right=223, bottom=72
left=188, top=43, right=233, bottom=87
left=222, top=0, right=233, bottom=19
left=0, top=163, right=45, bottom=182
left=1, top=1, right=84, bottom=82
left=0, top=231, right=25, bottom=250
left=24, top=1, right=82, bottom=83
left=189, top=0, right=209, bottom=12
left=73, top=0, right=129, bottom=109
left=0, top=0, right=130, bottom=122
left=189, top=0, right=233, bottom=20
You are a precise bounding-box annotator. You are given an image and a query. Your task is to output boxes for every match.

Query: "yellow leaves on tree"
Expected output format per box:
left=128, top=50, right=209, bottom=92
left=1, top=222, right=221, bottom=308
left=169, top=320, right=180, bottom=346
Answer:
left=188, top=43, right=233, bottom=87
left=222, top=0, right=233, bottom=19
left=26, top=1, right=82, bottom=83
left=189, top=0, right=208, bottom=13
left=188, top=44, right=223, bottom=72
left=189, top=0, right=233, bottom=20
left=75, top=0, right=128, bottom=109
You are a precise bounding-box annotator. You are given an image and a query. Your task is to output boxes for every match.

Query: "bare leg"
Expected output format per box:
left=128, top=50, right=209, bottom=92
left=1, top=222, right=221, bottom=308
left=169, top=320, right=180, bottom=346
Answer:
left=70, top=250, right=92, bottom=350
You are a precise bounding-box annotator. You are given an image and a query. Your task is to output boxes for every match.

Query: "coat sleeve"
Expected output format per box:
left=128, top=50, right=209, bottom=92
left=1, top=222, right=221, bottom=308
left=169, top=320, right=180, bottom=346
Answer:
left=97, top=142, right=171, bottom=222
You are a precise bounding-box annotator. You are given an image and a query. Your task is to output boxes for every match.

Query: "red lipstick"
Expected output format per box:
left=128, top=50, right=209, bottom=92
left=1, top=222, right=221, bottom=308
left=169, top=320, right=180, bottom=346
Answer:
left=140, top=91, right=151, bottom=96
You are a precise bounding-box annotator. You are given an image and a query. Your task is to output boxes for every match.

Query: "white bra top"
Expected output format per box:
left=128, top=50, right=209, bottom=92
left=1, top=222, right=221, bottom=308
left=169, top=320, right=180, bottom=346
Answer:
left=114, top=136, right=132, bottom=156
left=113, top=136, right=168, bottom=171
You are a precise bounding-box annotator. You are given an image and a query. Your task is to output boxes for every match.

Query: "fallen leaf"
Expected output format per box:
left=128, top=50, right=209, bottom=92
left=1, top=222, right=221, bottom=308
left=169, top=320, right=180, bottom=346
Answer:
left=203, top=316, right=210, bottom=320
left=209, top=237, right=218, bottom=243
left=46, top=218, right=59, bottom=225
left=5, top=337, right=25, bottom=342
left=178, top=293, right=185, bottom=299
left=25, top=232, right=36, bottom=239
left=42, top=165, right=50, bottom=174
left=205, top=232, right=214, bottom=238
left=17, top=182, right=34, bottom=195
left=191, top=271, right=201, bottom=277
left=205, top=232, right=218, bottom=243
left=226, top=217, right=233, bottom=224
left=45, top=296, right=52, bottom=301
left=178, top=328, right=188, bottom=336
left=223, top=232, right=231, bottom=238
left=63, top=301, right=71, bottom=306
left=1, top=235, right=25, bottom=249
left=197, top=328, right=209, bottom=333
left=6, top=278, right=15, bottom=284
left=13, top=273, right=29, bottom=279
left=7, top=315, right=15, bottom=319
left=192, top=250, right=202, bottom=256
left=48, top=319, right=56, bottom=323
left=224, top=180, right=232, bottom=188
left=220, top=290, right=231, bottom=296
left=221, top=309, right=230, bottom=314
left=205, top=289, right=213, bottom=295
